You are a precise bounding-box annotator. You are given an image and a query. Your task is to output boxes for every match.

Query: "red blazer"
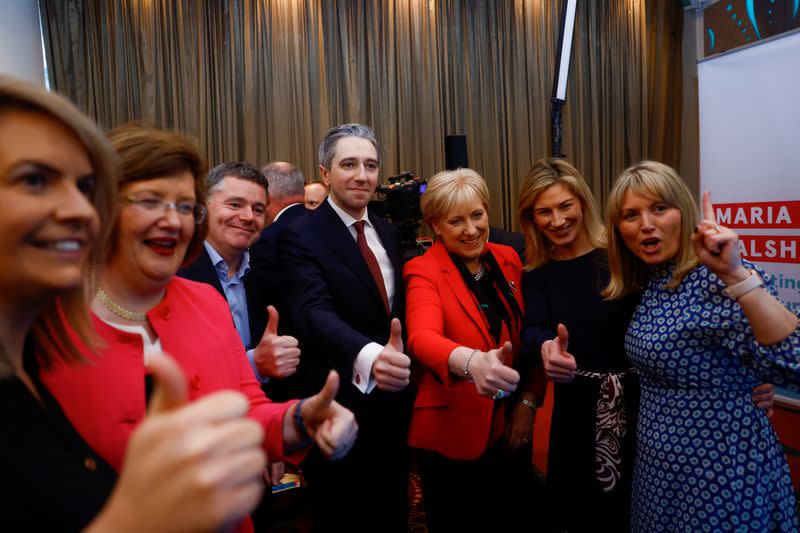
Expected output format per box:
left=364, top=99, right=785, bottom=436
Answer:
left=403, top=240, right=524, bottom=460
left=40, top=277, right=297, bottom=484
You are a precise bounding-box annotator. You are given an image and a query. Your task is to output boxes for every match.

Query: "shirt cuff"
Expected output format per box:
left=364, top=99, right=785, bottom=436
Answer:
left=352, top=342, right=382, bottom=394
left=247, top=348, right=270, bottom=384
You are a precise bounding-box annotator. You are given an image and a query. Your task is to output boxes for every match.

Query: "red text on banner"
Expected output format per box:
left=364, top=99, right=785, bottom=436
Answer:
left=715, top=201, right=800, bottom=229
left=739, top=235, right=800, bottom=264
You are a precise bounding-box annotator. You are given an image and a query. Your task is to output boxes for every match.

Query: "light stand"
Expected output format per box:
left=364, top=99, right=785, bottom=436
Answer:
left=551, top=0, right=577, bottom=158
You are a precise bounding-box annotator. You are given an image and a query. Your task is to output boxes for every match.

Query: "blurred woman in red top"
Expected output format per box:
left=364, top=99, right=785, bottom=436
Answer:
left=0, top=74, right=270, bottom=532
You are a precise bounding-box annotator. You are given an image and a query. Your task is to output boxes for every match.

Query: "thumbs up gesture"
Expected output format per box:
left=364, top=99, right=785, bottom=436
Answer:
left=253, top=305, right=301, bottom=378
left=297, top=371, right=359, bottom=461
left=94, top=352, right=266, bottom=532
left=372, top=318, right=412, bottom=392
left=541, top=323, right=577, bottom=383
left=470, top=341, right=520, bottom=399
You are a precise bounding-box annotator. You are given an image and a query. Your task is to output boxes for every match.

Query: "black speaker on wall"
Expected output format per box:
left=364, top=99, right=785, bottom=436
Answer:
left=444, top=135, right=468, bottom=170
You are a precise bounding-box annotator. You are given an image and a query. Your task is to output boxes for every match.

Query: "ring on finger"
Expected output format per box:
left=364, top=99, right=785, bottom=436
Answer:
left=493, top=389, right=507, bottom=400
left=713, top=224, right=722, bottom=234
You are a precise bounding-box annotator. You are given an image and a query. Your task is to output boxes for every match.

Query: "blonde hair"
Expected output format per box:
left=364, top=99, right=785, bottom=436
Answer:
left=0, top=75, right=119, bottom=366
left=603, top=160, right=699, bottom=299
left=517, top=158, right=605, bottom=270
left=420, top=168, right=490, bottom=231
left=107, top=124, right=208, bottom=267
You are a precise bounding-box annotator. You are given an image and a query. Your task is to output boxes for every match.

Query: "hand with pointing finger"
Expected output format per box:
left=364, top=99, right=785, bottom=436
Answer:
left=469, top=341, right=520, bottom=399
left=691, top=191, right=748, bottom=285
left=372, top=318, right=412, bottom=392
left=253, top=305, right=301, bottom=378
left=541, top=323, right=577, bottom=383
left=298, top=371, right=359, bottom=461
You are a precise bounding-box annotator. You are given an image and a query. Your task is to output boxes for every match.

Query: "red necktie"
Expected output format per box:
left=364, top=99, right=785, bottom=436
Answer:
left=354, top=220, right=390, bottom=314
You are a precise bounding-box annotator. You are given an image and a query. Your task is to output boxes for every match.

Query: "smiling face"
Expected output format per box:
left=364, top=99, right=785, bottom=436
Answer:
left=531, top=183, right=590, bottom=258
left=107, top=172, right=197, bottom=292
left=0, top=109, right=99, bottom=300
left=431, top=199, right=489, bottom=270
left=319, top=136, right=379, bottom=219
left=617, top=189, right=682, bottom=265
left=206, top=176, right=267, bottom=261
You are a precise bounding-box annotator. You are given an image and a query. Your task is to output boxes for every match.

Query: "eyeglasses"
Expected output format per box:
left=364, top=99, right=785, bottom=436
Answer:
left=122, top=195, right=207, bottom=224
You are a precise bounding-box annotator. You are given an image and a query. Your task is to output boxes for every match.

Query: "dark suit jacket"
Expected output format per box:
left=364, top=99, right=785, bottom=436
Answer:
left=277, top=200, right=412, bottom=432
left=249, top=203, right=308, bottom=309
left=489, top=225, right=526, bottom=264
left=177, top=245, right=267, bottom=349
left=277, top=201, right=413, bottom=530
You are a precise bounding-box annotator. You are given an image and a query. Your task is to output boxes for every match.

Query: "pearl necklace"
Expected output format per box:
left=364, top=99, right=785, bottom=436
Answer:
left=474, top=262, right=486, bottom=281
left=96, top=287, right=147, bottom=322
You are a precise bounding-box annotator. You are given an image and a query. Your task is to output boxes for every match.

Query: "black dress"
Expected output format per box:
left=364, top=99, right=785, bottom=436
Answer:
left=0, top=340, right=117, bottom=532
left=521, top=248, right=639, bottom=532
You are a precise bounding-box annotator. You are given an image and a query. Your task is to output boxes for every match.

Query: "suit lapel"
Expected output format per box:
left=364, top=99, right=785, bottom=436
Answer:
left=317, top=202, right=388, bottom=314
left=195, top=247, right=225, bottom=296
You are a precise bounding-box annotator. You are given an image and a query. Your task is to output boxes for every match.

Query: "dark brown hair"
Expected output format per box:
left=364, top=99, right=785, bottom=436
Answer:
left=107, top=124, right=208, bottom=266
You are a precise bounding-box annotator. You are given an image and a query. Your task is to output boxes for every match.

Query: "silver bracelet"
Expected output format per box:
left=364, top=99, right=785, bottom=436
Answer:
left=520, top=397, right=538, bottom=413
left=463, top=349, right=478, bottom=383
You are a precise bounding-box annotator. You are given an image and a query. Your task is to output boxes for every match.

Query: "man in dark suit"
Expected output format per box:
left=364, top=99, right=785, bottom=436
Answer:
left=249, top=161, right=310, bottom=402
left=277, top=124, right=413, bottom=532
left=178, top=161, right=300, bottom=383
left=249, top=161, right=308, bottom=291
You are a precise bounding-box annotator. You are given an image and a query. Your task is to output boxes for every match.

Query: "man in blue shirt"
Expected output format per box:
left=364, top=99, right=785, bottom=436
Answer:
left=178, top=161, right=300, bottom=382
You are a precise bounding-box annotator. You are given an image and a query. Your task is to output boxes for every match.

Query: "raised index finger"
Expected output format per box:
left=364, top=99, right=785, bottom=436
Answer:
left=702, top=191, right=716, bottom=223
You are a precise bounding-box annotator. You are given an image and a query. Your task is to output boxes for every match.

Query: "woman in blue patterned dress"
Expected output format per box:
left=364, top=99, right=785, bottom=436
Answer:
left=604, top=160, right=800, bottom=531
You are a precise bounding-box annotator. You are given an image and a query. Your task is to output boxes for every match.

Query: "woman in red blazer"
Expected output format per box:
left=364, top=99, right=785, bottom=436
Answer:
left=404, top=168, right=544, bottom=532
left=0, top=75, right=278, bottom=532
left=40, top=124, right=358, bottom=533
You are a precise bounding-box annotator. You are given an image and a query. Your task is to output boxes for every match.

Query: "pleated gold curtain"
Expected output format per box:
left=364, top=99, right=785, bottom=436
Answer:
left=40, top=0, right=682, bottom=230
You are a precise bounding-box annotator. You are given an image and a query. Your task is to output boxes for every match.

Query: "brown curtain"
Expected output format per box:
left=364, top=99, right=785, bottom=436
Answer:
left=40, top=0, right=682, bottom=230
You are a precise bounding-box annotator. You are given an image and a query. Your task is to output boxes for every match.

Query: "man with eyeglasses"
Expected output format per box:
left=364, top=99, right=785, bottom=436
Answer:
left=178, top=161, right=301, bottom=384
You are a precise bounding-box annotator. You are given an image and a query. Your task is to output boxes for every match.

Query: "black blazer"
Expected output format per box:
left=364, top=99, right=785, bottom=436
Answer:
left=176, top=245, right=267, bottom=349
left=276, top=200, right=412, bottom=427
left=249, top=202, right=308, bottom=310
left=489, top=225, right=526, bottom=264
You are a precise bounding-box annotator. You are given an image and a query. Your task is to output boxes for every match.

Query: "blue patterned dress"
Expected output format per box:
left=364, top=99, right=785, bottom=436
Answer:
left=626, top=261, right=800, bottom=532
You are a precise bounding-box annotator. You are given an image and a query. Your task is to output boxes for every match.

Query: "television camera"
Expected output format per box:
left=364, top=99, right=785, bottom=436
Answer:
left=369, top=171, right=429, bottom=258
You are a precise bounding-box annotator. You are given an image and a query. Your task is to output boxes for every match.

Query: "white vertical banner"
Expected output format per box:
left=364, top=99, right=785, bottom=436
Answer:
left=699, top=30, right=800, bottom=404
left=699, top=30, right=800, bottom=311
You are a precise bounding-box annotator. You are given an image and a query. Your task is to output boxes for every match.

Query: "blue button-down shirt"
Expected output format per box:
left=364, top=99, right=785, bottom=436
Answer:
left=204, top=241, right=252, bottom=349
